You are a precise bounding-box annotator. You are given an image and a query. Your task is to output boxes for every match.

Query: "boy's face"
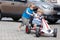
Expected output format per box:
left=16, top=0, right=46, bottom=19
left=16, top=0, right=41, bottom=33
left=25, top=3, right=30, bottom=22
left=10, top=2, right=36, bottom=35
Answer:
left=37, top=12, right=42, bottom=16
left=30, top=4, right=35, bottom=10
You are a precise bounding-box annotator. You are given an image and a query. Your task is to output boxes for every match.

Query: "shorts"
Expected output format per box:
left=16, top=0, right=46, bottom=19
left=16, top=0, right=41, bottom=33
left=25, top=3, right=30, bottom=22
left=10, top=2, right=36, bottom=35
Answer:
left=22, top=17, right=30, bottom=26
left=32, top=20, right=42, bottom=25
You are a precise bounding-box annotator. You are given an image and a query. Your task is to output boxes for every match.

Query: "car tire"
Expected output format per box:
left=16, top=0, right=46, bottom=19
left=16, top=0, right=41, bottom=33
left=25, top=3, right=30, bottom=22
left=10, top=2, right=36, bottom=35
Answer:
left=53, top=28, right=57, bottom=37
left=12, top=17, right=20, bottom=21
left=36, top=27, right=40, bottom=37
left=48, top=19, right=57, bottom=24
left=47, top=16, right=58, bottom=24
left=48, top=19, right=58, bottom=24
left=26, top=26, right=31, bottom=34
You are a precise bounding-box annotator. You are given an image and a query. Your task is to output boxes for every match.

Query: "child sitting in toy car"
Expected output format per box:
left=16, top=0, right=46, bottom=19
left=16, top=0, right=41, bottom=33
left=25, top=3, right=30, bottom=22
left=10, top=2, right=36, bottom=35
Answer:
left=32, top=8, right=44, bottom=29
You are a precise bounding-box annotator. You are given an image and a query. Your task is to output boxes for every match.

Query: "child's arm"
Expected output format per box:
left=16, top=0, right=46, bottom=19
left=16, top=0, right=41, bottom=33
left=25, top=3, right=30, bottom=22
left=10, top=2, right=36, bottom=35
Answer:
left=39, top=16, right=44, bottom=20
left=34, top=14, right=40, bottom=18
left=33, top=12, right=35, bottom=15
left=26, top=9, right=33, bottom=16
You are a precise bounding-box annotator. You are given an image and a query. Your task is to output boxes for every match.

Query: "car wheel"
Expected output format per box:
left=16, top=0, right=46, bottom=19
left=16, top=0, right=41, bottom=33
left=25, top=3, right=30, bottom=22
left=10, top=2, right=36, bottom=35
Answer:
left=53, top=28, right=57, bottom=37
left=12, top=17, right=20, bottom=21
left=36, top=27, right=40, bottom=37
left=48, top=19, right=58, bottom=24
left=26, top=26, right=31, bottom=34
left=47, top=16, right=58, bottom=24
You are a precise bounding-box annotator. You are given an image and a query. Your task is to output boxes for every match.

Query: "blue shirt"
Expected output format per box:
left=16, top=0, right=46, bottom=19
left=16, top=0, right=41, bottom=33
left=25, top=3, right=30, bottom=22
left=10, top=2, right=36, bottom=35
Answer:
left=22, top=7, right=33, bottom=19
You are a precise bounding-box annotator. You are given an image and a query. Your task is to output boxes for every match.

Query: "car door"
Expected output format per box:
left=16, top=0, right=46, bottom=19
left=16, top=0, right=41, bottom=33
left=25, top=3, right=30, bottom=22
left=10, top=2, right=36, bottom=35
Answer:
left=1, top=2, right=27, bottom=13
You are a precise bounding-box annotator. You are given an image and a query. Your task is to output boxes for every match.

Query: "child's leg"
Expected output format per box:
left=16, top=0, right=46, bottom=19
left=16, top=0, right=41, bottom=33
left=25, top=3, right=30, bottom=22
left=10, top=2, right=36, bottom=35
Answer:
left=32, top=24, right=37, bottom=29
left=18, top=17, right=30, bottom=31
left=18, top=23, right=23, bottom=31
left=18, top=24, right=21, bottom=31
left=17, top=17, right=25, bottom=31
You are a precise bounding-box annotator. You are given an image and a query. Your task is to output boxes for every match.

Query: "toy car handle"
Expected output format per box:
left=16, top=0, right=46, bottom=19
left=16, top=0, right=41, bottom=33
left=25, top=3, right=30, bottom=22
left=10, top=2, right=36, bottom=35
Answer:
left=42, top=19, right=51, bottom=30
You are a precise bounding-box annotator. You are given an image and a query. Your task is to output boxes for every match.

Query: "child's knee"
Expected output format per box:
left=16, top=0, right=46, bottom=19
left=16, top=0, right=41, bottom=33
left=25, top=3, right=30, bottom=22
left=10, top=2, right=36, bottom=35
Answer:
left=33, top=24, right=37, bottom=27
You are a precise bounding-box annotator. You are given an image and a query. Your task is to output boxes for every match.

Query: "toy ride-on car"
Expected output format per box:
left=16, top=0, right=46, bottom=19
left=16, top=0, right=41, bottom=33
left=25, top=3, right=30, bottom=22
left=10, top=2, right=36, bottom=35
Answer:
left=25, top=19, right=57, bottom=37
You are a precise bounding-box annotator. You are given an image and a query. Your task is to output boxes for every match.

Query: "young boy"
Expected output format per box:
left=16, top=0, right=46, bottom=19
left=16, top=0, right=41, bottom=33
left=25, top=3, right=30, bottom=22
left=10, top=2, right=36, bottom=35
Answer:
left=18, top=3, right=35, bottom=31
left=32, top=8, right=44, bottom=29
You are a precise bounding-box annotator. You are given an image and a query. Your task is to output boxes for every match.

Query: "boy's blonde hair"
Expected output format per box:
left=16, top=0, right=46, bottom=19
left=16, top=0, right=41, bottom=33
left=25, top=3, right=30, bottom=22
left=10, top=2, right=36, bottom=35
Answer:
left=28, top=3, right=35, bottom=7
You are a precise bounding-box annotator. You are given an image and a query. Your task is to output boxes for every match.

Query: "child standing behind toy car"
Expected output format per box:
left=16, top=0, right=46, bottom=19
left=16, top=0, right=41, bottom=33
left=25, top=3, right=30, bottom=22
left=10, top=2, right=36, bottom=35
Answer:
left=32, top=8, right=44, bottom=29
left=18, top=3, right=35, bottom=31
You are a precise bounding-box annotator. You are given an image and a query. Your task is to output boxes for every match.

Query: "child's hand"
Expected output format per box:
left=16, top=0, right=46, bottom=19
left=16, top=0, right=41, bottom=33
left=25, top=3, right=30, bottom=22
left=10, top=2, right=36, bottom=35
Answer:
left=41, top=16, right=44, bottom=19
left=30, top=14, right=33, bottom=16
left=37, top=16, right=40, bottom=18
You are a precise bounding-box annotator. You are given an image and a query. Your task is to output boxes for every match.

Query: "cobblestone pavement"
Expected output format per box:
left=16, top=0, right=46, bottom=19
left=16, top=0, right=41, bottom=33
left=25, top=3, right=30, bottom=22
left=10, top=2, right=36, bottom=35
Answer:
left=0, top=18, right=60, bottom=40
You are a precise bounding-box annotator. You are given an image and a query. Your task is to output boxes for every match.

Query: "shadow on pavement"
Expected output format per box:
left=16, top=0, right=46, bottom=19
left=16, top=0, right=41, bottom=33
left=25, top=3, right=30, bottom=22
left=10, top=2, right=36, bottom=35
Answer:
left=34, top=36, right=56, bottom=38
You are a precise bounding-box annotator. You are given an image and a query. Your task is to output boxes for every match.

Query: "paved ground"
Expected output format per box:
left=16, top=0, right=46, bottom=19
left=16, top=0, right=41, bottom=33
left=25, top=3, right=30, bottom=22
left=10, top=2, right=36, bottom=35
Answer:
left=0, top=18, right=60, bottom=40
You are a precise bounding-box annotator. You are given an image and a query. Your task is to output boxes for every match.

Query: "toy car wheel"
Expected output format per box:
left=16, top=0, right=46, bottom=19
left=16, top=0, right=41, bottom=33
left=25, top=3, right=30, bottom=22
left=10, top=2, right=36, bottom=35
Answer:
left=36, top=27, right=40, bottom=37
left=26, top=26, right=31, bottom=34
left=53, top=28, right=57, bottom=37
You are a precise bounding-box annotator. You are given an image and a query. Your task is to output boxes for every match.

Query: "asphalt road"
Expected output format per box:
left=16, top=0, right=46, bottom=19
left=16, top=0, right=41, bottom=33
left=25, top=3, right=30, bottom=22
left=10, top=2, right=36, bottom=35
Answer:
left=0, top=18, right=60, bottom=40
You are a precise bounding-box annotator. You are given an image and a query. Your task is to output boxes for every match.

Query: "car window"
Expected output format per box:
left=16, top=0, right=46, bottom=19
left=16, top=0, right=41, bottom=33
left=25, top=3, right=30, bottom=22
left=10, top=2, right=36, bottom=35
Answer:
left=41, top=3, right=52, bottom=10
left=0, top=0, right=13, bottom=1
left=28, top=0, right=40, bottom=2
left=14, top=0, right=26, bottom=2
left=4, top=0, right=24, bottom=1
left=28, top=0, right=44, bottom=2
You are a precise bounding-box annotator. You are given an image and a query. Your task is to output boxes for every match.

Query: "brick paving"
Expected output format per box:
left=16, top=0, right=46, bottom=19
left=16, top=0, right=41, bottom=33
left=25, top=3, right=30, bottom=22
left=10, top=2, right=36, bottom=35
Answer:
left=0, top=21, right=60, bottom=40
